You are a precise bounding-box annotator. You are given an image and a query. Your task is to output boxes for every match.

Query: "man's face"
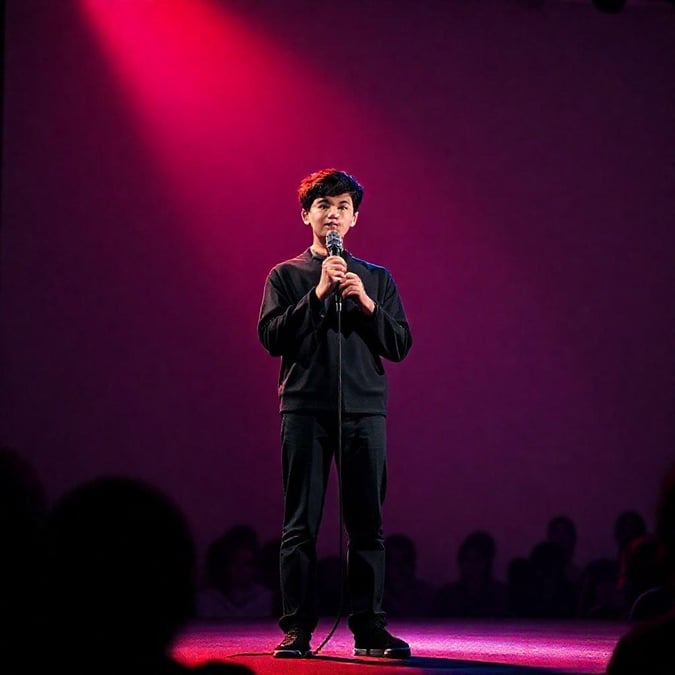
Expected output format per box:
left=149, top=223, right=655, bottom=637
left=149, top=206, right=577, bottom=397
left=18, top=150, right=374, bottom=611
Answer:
left=301, top=192, right=358, bottom=248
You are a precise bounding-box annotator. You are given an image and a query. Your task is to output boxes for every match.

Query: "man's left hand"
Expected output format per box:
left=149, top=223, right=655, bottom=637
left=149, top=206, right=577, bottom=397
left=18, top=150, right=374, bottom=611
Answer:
left=339, top=273, right=375, bottom=315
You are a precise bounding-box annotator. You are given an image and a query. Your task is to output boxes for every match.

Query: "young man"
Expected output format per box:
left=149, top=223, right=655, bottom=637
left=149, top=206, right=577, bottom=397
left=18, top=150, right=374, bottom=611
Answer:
left=257, top=168, right=413, bottom=659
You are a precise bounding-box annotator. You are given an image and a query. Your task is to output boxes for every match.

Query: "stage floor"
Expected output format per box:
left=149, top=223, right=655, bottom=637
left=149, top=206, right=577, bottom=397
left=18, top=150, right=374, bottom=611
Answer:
left=172, top=618, right=626, bottom=674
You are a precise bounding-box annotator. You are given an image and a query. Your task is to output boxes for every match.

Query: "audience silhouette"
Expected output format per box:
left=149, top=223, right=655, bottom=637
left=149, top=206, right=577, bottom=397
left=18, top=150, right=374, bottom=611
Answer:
left=195, top=524, right=273, bottom=619
left=614, top=510, right=648, bottom=558
left=434, top=531, right=507, bottom=618
left=577, top=556, right=624, bottom=619
left=383, top=533, right=436, bottom=617
left=547, top=515, right=582, bottom=586
left=506, top=555, right=532, bottom=617
left=41, top=475, right=252, bottom=674
left=607, top=464, right=675, bottom=674
left=506, top=542, right=576, bottom=619
left=618, top=532, right=671, bottom=621
left=4, top=442, right=673, bottom=675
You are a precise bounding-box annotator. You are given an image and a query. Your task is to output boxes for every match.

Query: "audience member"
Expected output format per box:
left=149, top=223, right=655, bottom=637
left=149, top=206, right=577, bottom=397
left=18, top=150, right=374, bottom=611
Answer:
left=506, top=555, right=533, bottom=617
left=607, top=464, right=675, bottom=674
left=5, top=442, right=671, bottom=675
left=614, top=510, right=648, bottom=558
left=523, top=541, right=577, bottom=618
left=547, top=515, right=582, bottom=586
left=434, top=531, right=507, bottom=618
left=618, top=533, right=672, bottom=621
left=577, top=557, right=624, bottom=619
left=41, top=475, right=252, bottom=674
left=196, top=524, right=273, bottom=619
left=383, top=533, right=436, bottom=617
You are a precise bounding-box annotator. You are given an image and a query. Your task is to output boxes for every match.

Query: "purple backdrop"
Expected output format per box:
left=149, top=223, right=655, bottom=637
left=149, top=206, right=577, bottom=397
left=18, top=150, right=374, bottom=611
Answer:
left=1, top=0, right=674, bottom=584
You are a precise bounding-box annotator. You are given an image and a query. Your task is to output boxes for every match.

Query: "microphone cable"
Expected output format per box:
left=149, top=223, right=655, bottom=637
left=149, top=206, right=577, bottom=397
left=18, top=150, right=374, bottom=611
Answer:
left=228, top=243, right=348, bottom=660
left=312, top=283, right=346, bottom=656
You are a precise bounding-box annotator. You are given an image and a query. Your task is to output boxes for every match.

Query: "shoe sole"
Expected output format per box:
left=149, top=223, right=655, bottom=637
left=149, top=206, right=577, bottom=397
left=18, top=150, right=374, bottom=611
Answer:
left=354, top=647, right=411, bottom=658
left=273, top=649, right=313, bottom=659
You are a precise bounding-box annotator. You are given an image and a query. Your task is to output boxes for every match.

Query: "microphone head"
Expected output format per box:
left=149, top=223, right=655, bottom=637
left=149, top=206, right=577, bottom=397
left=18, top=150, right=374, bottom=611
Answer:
left=326, top=230, right=343, bottom=256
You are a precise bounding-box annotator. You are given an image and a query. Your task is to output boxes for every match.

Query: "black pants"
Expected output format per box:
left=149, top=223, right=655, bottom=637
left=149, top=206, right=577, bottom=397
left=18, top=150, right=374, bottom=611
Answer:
left=278, top=412, right=387, bottom=634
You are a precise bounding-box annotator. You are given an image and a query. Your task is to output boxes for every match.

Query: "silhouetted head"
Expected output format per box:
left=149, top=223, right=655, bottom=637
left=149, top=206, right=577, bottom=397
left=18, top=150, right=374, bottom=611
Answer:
left=547, top=515, right=577, bottom=563
left=386, top=533, right=418, bottom=582
left=298, top=168, right=364, bottom=212
left=45, top=475, right=196, bottom=670
left=614, top=510, right=647, bottom=553
left=205, top=524, right=260, bottom=593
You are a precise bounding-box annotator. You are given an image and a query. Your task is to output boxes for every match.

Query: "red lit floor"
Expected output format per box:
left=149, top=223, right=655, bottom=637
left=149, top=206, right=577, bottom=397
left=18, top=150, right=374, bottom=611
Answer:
left=172, top=618, right=626, bottom=674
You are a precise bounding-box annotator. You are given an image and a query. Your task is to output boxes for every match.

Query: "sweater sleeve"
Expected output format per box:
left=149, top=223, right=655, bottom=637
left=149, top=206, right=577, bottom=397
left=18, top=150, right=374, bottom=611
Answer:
left=257, top=268, right=324, bottom=357
left=358, top=272, right=412, bottom=363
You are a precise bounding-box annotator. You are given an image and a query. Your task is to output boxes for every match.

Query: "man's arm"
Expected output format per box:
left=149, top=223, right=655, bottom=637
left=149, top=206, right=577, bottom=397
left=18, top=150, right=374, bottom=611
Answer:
left=257, top=270, right=324, bottom=357
left=354, top=273, right=412, bottom=363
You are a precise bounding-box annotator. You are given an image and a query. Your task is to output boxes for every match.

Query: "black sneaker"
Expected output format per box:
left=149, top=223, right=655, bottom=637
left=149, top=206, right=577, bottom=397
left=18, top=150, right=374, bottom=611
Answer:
left=273, top=627, right=312, bottom=658
left=353, top=626, right=411, bottom=658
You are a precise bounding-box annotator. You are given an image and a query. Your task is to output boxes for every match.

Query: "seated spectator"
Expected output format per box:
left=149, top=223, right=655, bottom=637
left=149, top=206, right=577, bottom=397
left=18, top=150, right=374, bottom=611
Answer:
left=614, top=510, right=648, bottom=559
left=607, top=465, right=675, bottom=674
left=547, top=514, right=582, bottom=586
left=618, top=533, right=672, bottom=622
left=524, top=541, right=577, bottom=618
left=196, top=525, right=273, bottom=619
left=383, top=533, right=436, bottom=617
left=507, top=555, right=533, bottom=617
left=577, top=557, right=624, bottom=619
left=434, top=531, right=507, bottom=618
left=42, top=475, right=251, bottom=674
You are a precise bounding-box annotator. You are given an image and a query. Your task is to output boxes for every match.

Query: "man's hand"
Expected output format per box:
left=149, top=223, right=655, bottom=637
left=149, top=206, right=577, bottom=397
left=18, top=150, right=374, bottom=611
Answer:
left=316, top=255, right=347, bottom=301
left=339, top=272, right=375, bottom=315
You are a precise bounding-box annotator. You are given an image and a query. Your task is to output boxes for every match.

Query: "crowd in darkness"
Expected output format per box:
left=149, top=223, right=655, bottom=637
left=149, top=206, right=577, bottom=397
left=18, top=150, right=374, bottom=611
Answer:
left=193, top=509, right=665, bottom=623
left=1, top=445, right=674, bottom=674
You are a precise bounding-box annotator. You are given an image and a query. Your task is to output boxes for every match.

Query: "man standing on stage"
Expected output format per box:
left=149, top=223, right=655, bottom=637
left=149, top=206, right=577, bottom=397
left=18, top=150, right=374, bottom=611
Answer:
left=258, top=168, right=413, bottom=659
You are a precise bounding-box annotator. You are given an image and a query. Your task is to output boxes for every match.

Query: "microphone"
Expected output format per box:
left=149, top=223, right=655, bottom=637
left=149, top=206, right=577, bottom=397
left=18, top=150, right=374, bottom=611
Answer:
left=326, top=230, right=343, bottom=257
left=325, top=230, right=343, bottom=311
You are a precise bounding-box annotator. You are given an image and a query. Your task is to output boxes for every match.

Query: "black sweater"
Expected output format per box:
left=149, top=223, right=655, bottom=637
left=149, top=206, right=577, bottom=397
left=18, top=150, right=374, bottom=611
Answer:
left=258, top=248, right=412, bottom=414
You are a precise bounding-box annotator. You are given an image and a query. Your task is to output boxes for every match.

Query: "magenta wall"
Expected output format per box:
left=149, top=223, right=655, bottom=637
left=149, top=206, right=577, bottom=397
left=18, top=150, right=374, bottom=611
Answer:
left=1, top=0, right=674, bottom=584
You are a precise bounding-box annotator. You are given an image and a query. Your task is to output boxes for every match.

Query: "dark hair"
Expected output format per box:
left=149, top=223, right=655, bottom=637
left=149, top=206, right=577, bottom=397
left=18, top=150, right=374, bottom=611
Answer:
left=548, top=515, right=577, bottom=539
left=298, top=168, right=364, bottom=212
left=206, top=524, right=260, bottom=589
left=386, top=533, right=417, bottom=567
left=459, top=531, right=496, bottom=562
left=45, top=476, right=196, bottom=664
left=614, top=510, right=647, bottom=550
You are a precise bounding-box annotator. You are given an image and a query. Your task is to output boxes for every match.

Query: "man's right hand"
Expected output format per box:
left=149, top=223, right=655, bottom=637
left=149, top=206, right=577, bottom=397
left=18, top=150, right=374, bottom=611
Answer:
left=316, top=255, right=347, bottom=301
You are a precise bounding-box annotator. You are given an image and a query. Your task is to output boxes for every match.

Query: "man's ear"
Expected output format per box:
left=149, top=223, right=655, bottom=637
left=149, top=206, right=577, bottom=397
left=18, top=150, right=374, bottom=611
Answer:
left=301, top=209, right=310, bottom=225
left=351, top=211, right=359, bottom=227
